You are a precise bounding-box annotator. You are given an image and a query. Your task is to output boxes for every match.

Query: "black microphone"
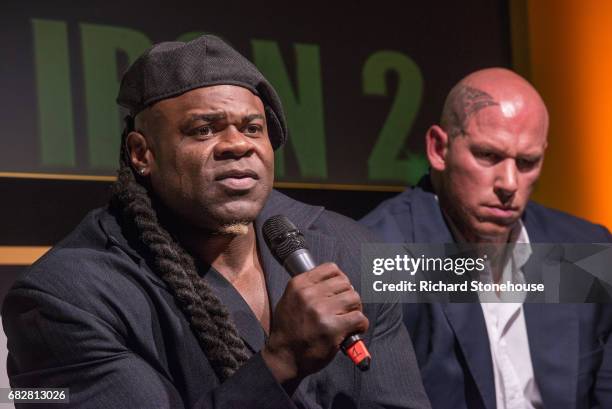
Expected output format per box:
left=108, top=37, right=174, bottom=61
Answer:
left=262, top=215, right=371, bottom=371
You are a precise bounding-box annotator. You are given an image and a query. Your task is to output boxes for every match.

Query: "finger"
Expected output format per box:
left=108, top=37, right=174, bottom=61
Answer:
left=326, top=289, right=363, bottom=314
left=334, top=310, right=369, bottom=340
left=317, top=274, right=353, bottom=296
left=299, top=262, right=342, bottom=285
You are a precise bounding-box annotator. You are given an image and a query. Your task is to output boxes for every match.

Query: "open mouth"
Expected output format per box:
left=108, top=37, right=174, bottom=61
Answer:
left=215, top=169, right=259, bottom=190
left=215, top=169, right=259, bottom=180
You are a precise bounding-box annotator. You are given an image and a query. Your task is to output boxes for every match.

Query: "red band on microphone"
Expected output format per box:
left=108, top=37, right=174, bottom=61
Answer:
left=341, top=336, right=371, bottom=371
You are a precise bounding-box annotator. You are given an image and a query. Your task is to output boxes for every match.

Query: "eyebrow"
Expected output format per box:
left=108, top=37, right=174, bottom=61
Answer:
left=183, top=112, right=264, bottom=125
left=243, top=113, right=265, bottom=123
left=470, top=143, right=505, bottom=154
left=518, top=153, right=543, bottom=162
left=471, top=144, right=543, bottom=161
left=184, top=113, right=227, bottom=125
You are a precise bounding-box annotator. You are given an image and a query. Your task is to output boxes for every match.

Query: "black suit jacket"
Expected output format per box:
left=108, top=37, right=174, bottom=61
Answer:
left=360, top=178, right=612, bottom=409
left=2, top=190, right=431, bottom=409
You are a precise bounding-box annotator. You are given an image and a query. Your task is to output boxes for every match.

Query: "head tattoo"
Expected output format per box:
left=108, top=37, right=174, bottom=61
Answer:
left=441, top=85, right=499, bottom=138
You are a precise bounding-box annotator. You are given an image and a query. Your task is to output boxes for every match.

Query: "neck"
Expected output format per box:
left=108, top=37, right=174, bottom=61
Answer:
left=173, top=218, right=271, bottom=333
left=178, top=222, right=261, bottom=282
left=433, top=176, right=513, bottom=244
left=437, top=197, right=514, bottom=284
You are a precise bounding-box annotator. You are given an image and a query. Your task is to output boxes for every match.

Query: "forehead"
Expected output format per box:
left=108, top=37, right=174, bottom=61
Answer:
left=464, top=105, right=548, bottom=153
left=151, top=84, right=265, bottom=120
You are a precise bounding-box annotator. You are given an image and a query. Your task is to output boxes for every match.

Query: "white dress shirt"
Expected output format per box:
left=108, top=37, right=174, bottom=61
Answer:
left=441, top=204, right=544, bottom=409
left=479, top=222, right=543, bottom=409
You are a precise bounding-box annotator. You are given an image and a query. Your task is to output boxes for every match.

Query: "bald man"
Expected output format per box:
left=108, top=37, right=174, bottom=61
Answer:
left=361, top=68, right=612, bottom=409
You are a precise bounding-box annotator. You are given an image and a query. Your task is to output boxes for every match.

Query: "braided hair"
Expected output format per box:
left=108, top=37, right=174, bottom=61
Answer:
left=109, top=123, right=249, bottom=382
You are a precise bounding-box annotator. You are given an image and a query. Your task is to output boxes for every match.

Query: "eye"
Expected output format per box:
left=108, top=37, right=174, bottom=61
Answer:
left=196, top=125, right=213, bottom=137
left=244, top=124, right=262, bottom=135
left=474, top=150, right=501, bottom=165
left=516, top=158, right=539, bottom=171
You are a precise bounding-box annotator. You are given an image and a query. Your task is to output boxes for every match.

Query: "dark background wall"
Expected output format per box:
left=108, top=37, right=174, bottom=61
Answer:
left=0, top=0, right=512, bottom=300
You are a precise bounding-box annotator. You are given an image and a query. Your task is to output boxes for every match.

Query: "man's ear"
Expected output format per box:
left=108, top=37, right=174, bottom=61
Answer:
left=426, top=125, right=449, bottom=172
left=126, top=131, right=154, bottom=176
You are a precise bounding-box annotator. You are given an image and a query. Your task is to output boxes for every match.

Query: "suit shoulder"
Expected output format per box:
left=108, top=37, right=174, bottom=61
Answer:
left=359, top=188, right=428, bottom=243
left=314, top=208, right=381, bottom=243
left=4, top=209, right=146, bottom=314
left=526, top=202, right=612, bottom=242
left=267, top=189, right=380, bottom=242
left=360, top=188, right=415, bottom=228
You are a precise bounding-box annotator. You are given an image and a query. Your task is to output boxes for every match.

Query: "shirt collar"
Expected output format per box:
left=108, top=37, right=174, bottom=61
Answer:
left=435, top=196, right=533, bottom=302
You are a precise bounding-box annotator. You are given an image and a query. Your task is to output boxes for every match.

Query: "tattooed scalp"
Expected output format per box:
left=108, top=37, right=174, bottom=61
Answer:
left=441, top=85, right=499, bottom=137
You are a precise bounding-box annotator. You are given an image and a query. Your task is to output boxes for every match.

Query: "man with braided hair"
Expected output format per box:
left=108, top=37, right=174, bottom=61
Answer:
left=2, top=35, right=430, bottom=408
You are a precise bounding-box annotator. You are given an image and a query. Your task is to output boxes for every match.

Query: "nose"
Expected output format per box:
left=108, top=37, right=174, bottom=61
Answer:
left=494, top=159, right=518, bottom=204
left=213, top=126, right=253, bottom=159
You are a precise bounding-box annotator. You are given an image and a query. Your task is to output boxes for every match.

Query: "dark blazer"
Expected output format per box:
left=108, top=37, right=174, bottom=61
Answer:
left=360, top=178, right=612, bottom=409
left=2, top=190, right=431, bottom=409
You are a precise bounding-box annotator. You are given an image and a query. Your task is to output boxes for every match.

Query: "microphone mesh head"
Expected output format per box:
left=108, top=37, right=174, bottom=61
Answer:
left=262, top=215, right=307, bottom=262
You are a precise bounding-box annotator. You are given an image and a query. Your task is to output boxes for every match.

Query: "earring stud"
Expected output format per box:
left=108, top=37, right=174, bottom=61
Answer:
left=139, top=168, right=146, bottom=175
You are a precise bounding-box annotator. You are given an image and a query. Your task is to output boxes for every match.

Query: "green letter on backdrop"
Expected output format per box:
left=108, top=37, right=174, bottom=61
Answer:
left=80, top=24, right=151, bottom=169
left=363, top=51, right=427, bottom=184
left=251, top=40, right=327, bottom=179
left=177, top=31, right=206, bottom=42
left=32, top=19, right=76, bottom=168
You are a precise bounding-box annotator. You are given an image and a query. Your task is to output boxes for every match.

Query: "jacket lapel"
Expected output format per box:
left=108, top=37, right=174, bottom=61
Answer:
left=523, top=304, right=578, bottom=409
left=255, top=190, right=336, bottom=310
left=443, top=304, right=496, bottom=409
left=409, top=181, right=455, bottom=245
left=522, top=210, right=579, bottom=408
left=407, top=183, right=581, bottom=408
left=410, top=181, right=495, bottom=409
left=102, top=193, right=338, bottom=355
left=203, top=267, right=267, bottom=354
left=100, top=208, right=268, bottom=353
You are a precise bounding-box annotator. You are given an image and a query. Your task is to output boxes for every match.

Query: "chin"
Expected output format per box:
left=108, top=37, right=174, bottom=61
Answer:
left=213, top=200, right=262, bottom=224
left=217, top=223, right=250, bottom=236
left=473, top=224, right=513, bottom=243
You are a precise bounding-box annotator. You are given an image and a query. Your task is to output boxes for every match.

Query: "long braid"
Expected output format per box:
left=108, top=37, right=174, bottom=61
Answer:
left=110, top=134, right=248, bottom=381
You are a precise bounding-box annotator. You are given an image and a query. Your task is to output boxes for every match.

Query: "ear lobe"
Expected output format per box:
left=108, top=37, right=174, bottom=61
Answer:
left=126, top=131, right=153, bottom=176
left=426, top=125, right=449, bottom=171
